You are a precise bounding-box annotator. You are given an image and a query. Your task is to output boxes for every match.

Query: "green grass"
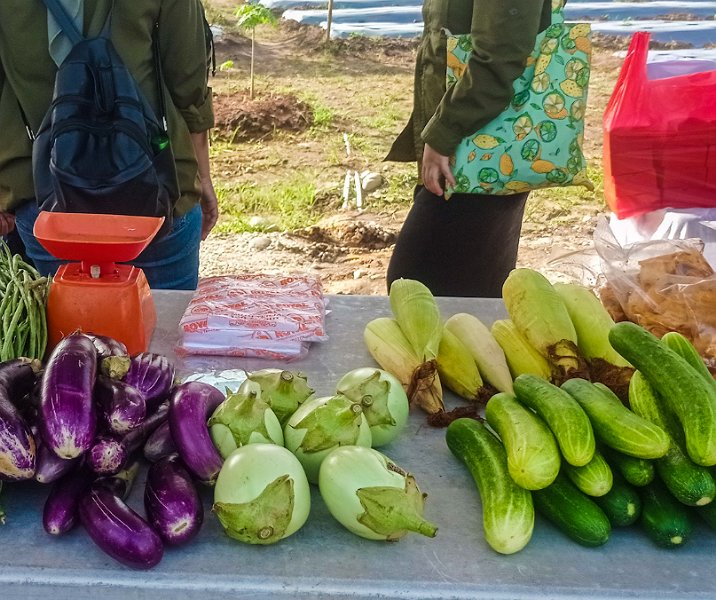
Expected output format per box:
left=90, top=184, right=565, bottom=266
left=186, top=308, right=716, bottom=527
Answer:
left=214, top=173, right=322, bottom=233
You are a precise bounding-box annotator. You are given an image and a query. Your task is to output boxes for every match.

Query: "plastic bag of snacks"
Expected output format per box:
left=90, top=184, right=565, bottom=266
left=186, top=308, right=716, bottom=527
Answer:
left=593, top=218, right=716, bottom=372
left=176, top=274, right=329, bottom=359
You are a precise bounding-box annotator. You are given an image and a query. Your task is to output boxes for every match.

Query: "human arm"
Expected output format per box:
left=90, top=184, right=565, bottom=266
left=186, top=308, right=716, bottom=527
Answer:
left=421, top=0, right=547, bottom=158
left=190, top=130, right=218, bottom=240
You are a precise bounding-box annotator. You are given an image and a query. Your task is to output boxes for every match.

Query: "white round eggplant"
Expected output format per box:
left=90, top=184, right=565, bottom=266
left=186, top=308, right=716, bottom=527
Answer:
left=213, top=444, right=310, bottom=544
left=284, top=395, right=372, bottom=484
left=318, top=445, right=438, bottom=541
left=336, top=367, right=410, bottom=447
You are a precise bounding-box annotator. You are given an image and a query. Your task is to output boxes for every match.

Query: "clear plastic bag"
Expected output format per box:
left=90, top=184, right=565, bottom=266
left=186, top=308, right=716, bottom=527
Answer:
left=592, top=218, right=716, bottom=370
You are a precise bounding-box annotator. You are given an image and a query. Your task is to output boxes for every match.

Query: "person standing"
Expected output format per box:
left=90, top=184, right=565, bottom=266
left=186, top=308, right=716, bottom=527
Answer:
left=386, top=0, right=553, bottom=297
left=0, top=0, right=217, bottom=289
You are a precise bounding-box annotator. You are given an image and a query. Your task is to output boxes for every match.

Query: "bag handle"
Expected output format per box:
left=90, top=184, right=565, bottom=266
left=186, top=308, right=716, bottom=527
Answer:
left=603, top=32, right=650, bottom=122
left=42, top=0, right=84, bottom=45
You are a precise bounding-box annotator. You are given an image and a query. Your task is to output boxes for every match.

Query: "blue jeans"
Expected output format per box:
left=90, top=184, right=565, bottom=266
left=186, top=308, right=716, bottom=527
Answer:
left=14, top=201, right=202, bottom=290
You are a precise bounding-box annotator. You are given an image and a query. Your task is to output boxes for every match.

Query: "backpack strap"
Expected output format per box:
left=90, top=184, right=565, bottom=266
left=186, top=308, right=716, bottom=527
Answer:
left=41, top=0, right=84, bottom=45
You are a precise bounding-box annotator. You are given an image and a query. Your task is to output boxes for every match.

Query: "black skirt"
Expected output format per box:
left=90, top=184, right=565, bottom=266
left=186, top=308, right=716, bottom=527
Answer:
left=386, top=185, right=528, bottom=298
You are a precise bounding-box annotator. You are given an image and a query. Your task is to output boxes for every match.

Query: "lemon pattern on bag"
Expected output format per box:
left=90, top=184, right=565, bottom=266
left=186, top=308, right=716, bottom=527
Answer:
left=446, top=0, right=593, bottom=197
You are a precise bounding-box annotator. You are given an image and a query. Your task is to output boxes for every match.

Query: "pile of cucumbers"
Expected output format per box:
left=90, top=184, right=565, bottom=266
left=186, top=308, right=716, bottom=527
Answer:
left=446, top=322, right=716, bottom=554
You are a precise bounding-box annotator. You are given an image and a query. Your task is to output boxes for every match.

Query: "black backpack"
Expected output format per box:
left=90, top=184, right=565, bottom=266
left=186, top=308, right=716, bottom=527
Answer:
left=31, top=0, right=180, bottom=238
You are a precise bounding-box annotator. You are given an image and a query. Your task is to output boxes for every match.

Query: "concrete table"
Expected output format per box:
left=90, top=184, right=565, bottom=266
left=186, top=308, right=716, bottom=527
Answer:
left=1, top=292, right=714, bottom=600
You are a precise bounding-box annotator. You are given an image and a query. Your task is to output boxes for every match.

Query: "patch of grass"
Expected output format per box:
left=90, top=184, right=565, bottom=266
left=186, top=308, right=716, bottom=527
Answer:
left=214, top=172, right=322, bottom=233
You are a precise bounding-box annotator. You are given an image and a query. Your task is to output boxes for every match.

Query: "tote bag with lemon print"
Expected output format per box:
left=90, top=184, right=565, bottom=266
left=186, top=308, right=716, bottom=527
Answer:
left=445, top=0, right=593, bottom=198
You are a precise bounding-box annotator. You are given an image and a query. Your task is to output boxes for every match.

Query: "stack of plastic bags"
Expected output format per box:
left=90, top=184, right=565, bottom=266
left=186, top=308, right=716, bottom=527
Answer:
left=176, top=274, right=328, bottom=360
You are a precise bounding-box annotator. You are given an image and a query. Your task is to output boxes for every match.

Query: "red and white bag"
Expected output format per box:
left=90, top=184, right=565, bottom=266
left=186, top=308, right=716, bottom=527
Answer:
left=176, top=275, right=329, bottom=359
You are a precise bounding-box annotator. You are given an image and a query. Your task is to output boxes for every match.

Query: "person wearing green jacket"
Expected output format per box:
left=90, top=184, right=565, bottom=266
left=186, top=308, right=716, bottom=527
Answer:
left=0, top=0, right=216, bottom=289
left=386, top=0, right=553, bottom=298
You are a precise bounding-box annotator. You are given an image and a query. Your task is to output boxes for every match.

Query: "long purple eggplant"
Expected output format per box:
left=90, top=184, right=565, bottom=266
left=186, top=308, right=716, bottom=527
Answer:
left=144, top=454, right=204, bottom=546
left=39, top=334, right=97, bottom=459
left=87, top=403, right=169, bottom=475
left=85, top=333, right=128, bottom=359
left=34, top=436, right=78, bottom=484
left=43, top=466, right=94, bottom=535
left=0, top=358, right=42, bottom=402
left=79, top=483, right=164, bottom=569
left=124, top=353, right=175, bottom=412
left=169, top=382, right=224, bottom=485
left=94, top=376, right=146, bottom=434
left=0, top=360, right=37, bottom=481
left=143, top=421, right=177, bottom=463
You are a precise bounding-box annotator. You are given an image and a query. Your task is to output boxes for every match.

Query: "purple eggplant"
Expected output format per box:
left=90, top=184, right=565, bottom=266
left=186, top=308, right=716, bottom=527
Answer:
left=95, top=460, right=140, bottom=500
left=144, top=454, right=204, bottom=546
left=34, top=437, right=79, bottom=484
left=169, top=382, right=224, bottom=485
left=43, top=466, right=94, bottom=535
left=39, top=334, right=97, bottom=459
left=0, top=358, right=42, bottom=402
left=87, top=403, right=169, bottom=475
left=0, top=361, right=37, bottom=481
left=85, top=333, right=128, bottom=359
left=124, top=353, right=175, bottom=412
left=94, top=376, right=146, bottom=434
left=79, top=483, right=164, bottom=569
left=143, top=421, right=177, bottom=463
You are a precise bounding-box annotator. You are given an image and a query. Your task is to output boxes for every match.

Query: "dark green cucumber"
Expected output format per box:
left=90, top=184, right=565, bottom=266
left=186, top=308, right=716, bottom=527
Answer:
left=661, top=331, right=716, bottom=391
left=445, top=418, right=534, bottom=554
left=562, top=378, right=669, bottom=459
left=629, top=371, right=716, bottom=507
left=513, top=374, right=595, bottom=467
left=532, top=471, right=611, bottom=547
left=639, top=479, right=693, bottom=548
left=600, top=445, right=655, bottom=487
left=484, top=392, right=560, bottom=490
left=609, top=322, right=716, bottom=466
left=563, top=448, right=613, bottom=497
left=593, top=471, right=641, bottom=527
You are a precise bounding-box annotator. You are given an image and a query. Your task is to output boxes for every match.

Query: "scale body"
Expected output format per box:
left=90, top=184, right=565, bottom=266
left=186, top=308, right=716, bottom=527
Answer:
left=34, top=212, right=164, bottom=355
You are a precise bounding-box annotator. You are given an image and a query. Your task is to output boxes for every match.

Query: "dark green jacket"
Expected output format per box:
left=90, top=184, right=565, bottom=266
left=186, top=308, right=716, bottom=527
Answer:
left=0, top=0, right=214, bottom=214
left=387, top=0, right=553, bottom=163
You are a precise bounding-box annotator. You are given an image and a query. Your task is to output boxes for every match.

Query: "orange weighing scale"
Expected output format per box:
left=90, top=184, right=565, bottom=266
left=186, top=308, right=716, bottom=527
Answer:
left=34, top=212, right=164, bottom=356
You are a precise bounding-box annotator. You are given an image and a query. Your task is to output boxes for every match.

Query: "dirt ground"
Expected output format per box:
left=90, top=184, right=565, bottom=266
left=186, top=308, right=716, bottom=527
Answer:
left=198, top=15, right=633, bottom=295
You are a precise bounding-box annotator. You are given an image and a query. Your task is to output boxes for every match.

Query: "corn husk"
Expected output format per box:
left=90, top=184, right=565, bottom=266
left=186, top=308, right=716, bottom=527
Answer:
left=502, top=268, right=588, bottom=384
left=389, top=279, right=443, bottom=362
left=491, top=319, right=552, bottom=380
left=436, top=328, right=485, bottom=401
left=444, top=313, right=514, bottom=394
left=363, top=317, right=443, bottom=414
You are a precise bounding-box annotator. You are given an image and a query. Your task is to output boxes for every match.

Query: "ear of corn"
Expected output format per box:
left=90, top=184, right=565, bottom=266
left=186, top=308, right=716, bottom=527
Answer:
left=363, top=317, right=443, bottom=414
left=491, top=319, right=552, bottom=380
left=389, top=279, right=443, bottom=362
left=502, top=268, right=588, bottom=383
left=436, top=327, right=485, bottom=401
left=445, top=313, right=514, bottom=394
left=553, top=282, right=631, bottom=368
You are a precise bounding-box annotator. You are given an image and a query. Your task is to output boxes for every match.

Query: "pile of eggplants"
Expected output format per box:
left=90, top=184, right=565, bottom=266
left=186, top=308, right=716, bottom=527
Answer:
left=0, top=332, right=226, bottom=570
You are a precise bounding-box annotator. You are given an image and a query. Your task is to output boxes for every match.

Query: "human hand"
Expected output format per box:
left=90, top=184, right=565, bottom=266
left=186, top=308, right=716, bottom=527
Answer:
left=0, top=210, right=15, bottom=237
left=421, top=144, right=456, bottom=197
left=199, top=179, right=219, bottom=241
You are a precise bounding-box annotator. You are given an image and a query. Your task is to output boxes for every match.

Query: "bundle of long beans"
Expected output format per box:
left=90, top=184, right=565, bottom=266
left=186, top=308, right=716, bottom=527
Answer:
left=0, top=241, right=50, bottom=361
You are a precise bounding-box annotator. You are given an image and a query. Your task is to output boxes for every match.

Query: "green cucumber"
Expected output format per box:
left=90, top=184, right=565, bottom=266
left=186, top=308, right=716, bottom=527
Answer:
left=513, top=374, right=595, bottom=467
left=639, top=479, right=693, bottom=548
left=592, top=471, right=641, bottom=527
left=600, top=445, right=655, bottom=487
left=562, top=378, right=669, bottom=459
left=563, top=448, right=613, bottom=497
left=609, top=322, right=716, bottom=466
left=629, top=371, right=716, bottom=507
left=445, top=418, right=534, bottom=554
left=484, top=392, right=560, bottom=490
left=661, top=331, right=716, bottom=391
left=532, top=471, right=611, bottom=547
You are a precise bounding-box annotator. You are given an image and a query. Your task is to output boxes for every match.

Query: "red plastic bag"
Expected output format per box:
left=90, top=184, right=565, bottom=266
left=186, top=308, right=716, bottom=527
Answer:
left=603, top=32, right=716, bottom=219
